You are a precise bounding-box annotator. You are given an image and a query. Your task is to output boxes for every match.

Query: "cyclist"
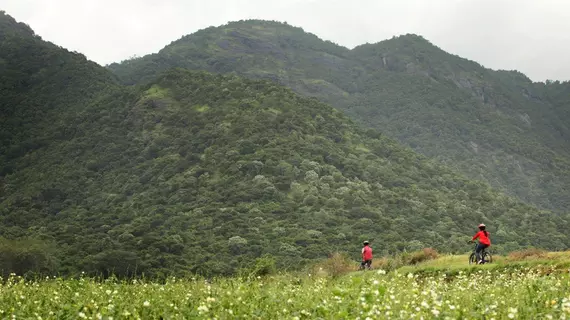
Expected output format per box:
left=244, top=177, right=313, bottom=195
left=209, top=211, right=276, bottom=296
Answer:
left=361, top=240, right=373, bottom=270
left=470, top=223, right=491, bottom=264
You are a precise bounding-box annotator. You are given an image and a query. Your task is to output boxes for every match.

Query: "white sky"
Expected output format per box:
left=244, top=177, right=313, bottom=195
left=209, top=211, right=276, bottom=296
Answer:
left=3, top=0, right=570, bottom=82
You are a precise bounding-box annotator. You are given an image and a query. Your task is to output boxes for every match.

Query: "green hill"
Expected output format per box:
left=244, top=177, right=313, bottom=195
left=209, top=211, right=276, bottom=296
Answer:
left=1, top=12, right=570, bottom=278
left=108, top=20, right=570, bottom=212
left=0, top=11, right=120, bottom=177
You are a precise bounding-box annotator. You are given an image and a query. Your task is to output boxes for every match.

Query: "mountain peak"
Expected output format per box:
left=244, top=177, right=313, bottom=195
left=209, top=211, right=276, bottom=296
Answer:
left=164, top=18, right=344, bottom=55
left=355, top=33, right=433, bottom=48
left=350, top=32, right=448, bottom=60
left=224, top=19, right=302, bottom=29
left=0, top=11, right=36, bottom=38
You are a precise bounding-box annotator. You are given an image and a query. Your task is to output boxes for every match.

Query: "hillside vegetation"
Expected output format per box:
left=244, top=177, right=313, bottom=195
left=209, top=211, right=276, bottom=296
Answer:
left=109, top=20, right=570, bottom=211
left=1, top=12, right=570, bottom=278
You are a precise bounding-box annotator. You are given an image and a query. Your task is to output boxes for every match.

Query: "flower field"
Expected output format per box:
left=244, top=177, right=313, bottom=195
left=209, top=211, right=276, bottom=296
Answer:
left=2, top=257, right=570, bottom=319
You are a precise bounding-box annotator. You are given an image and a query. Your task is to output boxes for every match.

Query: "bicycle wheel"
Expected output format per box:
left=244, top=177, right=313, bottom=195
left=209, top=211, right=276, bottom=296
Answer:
left=468, top=253, right=477, bottom=265
left=483, top=252, right=492, bottom=264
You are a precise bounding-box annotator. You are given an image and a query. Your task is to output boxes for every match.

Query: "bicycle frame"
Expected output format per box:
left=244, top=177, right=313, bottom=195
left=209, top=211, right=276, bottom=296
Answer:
left=473, top=243, right=487, bottom=254
left=472, top=243, right=490, bottom=262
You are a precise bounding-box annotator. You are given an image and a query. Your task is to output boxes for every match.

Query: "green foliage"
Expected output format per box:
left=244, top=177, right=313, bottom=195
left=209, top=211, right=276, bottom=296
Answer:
left=109, top=20, right=570, bottom=212
left=0, top=237, right=59, bottom=278
left=372, top=248, right=440, bottom=271
left=399, top=247, right=439, bottom=265
left=2, top=260, right=570, bottom=318
left=0, top=11, right=119, bottom=176
left=2, top=64, right=570, bottom=277
left=2, top=13, right=570, bottom=278
left=240, top=254, right=277, bottom=278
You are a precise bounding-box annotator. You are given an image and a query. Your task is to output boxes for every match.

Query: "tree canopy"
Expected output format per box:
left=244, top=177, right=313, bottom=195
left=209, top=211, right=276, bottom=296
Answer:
left=1, top=12, right=570, bottom=278
left=109, top=20, right=570, bottom=212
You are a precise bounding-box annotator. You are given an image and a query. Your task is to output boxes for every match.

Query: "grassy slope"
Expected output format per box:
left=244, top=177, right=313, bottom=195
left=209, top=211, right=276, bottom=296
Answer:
left=1, top=252, right=570, bottom=319
left=396, top=251, right=570, bottom=276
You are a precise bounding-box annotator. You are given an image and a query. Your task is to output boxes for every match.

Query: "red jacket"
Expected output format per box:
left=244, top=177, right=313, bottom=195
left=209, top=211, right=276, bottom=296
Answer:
left=472, top=231, right=491, bottom=246
left=362, top=245, right=373, bottom=260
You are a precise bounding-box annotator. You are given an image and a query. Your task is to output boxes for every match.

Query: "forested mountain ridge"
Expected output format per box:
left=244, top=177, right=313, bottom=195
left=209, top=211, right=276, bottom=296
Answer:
left=108, top=20, right=570, bottom=211
left=2, top=12, right=570, bottom=278
left=0, top=11, right=121, bottom=177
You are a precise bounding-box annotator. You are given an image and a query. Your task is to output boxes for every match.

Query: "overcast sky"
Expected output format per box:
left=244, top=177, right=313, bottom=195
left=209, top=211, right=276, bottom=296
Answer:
left=3, top=0, right=570, bottom=82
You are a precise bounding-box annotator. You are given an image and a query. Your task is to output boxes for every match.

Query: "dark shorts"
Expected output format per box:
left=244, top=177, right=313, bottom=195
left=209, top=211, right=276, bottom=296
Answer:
left=475, top=243, right=490, bottom=262
left=361, top=259, right=372, bottom=267
left=476, top=243, right=490, bottom=252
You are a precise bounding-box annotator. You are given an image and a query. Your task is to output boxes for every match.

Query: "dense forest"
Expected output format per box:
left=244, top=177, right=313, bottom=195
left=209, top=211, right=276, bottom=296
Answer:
left=109, top=20, right=570, bottom=212
left=1, top=12, right=570, bottom=278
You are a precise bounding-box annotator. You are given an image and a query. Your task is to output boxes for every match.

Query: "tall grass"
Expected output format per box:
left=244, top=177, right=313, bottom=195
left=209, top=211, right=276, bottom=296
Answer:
left=313, top=248, right=441, bottom=277
left=507, top=248, right=549, bottom=261
left=2, top=260, right=570, bottom=319
left=312, top=252, right=355, bottom=277
left=373, top=248, right=440, bottom=271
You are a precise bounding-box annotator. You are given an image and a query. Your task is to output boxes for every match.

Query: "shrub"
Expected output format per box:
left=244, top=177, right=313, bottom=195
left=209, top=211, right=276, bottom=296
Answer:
left=240, top=254, right=277, bottom=278
left=0, top=237, right=59, bottom=278
left=313, top=252, right=355, bottom=277
left=403, top=248, right=439, bottom=265
left=406, top=248, right=439, bottom=264
left=372, top=256, right=400, bottom=271
left=372, top=248, right=439, bottom=271
left=507, top=248, right=548, bottom=261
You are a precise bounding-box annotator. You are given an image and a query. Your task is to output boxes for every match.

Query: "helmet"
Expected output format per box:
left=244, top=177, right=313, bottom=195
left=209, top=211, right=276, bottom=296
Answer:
left=478, top=223, right=486, bottom=228
left=363, top=240, right=370, bottom=245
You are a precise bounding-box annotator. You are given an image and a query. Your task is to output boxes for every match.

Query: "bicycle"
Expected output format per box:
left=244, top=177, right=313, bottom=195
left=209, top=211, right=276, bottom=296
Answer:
left=468, top=242, right=492, bottom=265
left=359, top=260, right=373, bottom=270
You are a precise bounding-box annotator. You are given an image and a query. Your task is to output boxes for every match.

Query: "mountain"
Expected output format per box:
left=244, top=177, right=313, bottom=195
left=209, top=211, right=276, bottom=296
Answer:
left=108, top=20, right=570, bottom=212
left=0, top=11, right=120, bottom=177
left=1, top=12, right=570, bottom=278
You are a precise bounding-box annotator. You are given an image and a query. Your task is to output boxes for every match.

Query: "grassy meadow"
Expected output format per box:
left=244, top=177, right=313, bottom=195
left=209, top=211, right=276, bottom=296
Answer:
left=2, top=250, right=570, bottom=319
